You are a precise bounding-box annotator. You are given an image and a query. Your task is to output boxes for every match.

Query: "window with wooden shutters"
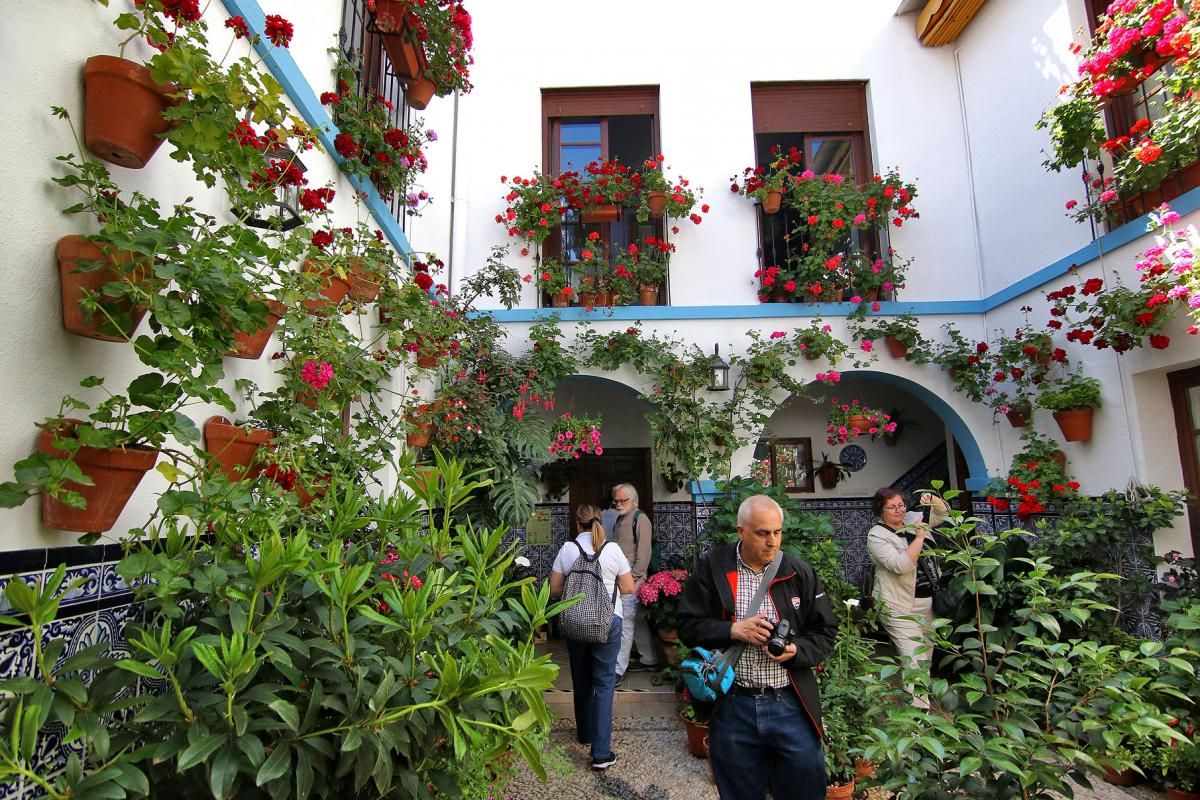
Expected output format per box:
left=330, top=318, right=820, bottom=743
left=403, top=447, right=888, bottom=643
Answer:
left=749, top=82, right=874, bottom=298
left=541, top=87, right=667, bottom=307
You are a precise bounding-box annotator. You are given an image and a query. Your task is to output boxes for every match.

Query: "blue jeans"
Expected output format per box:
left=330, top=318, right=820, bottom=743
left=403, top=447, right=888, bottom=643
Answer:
left=566, top=616, right=622, bottom=761
left=708, top=690, right=825, bottom=800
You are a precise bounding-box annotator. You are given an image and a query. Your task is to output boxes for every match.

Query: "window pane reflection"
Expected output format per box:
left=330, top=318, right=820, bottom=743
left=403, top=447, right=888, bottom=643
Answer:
left=809, top=137, right=855, bottom=179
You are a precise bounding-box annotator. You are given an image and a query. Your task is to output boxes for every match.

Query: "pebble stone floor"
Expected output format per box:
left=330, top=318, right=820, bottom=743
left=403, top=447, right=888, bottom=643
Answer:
left=505, top=641, right=1171, bottom=800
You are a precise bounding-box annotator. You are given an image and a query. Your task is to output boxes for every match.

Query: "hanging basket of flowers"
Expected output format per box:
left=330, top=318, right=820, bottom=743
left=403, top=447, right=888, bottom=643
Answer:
left=548, top=413, right=603, bottom=459
left=826, top=398, right=894, bottom=446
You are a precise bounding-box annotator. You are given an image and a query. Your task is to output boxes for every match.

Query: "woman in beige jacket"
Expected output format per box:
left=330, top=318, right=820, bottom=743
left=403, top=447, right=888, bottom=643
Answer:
left=866, top=488, right=948, bottom=706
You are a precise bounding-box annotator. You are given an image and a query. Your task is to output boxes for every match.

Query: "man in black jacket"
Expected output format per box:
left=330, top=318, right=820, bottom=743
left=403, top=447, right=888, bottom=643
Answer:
left=678, top=494, right=838, bottom=800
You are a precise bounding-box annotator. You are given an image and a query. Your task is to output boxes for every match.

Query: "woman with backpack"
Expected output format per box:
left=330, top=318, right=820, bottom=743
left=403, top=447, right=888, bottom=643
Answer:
left=549, top=504, right=635, bottom=771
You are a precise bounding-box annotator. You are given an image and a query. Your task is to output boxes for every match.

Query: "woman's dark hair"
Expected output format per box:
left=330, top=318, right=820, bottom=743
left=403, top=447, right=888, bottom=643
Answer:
left=871, top=487, right=905, bottom=517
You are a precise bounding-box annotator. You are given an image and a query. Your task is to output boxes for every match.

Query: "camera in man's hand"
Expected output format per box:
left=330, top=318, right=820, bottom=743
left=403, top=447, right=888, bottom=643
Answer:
left=766, top=619, right=792, bottom=656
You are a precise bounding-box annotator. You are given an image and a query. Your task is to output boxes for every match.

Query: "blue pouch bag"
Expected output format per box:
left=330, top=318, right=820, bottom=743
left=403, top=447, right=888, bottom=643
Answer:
left=680, top=646, right=738, bottom=703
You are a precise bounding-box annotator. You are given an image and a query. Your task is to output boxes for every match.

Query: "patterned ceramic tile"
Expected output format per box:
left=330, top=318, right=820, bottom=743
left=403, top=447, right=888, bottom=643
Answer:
left=59, top=565, right=102, bottom=609
left=99, top=561, right=129, bottom=600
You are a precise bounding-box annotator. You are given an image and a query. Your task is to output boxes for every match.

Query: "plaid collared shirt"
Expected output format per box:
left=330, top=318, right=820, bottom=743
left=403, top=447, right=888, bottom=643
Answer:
left=733, top=544, right=789, bottom=689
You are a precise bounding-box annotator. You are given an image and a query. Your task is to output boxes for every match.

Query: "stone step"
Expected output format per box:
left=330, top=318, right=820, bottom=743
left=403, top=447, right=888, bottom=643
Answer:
left=545, top=685, right=681, bottom=720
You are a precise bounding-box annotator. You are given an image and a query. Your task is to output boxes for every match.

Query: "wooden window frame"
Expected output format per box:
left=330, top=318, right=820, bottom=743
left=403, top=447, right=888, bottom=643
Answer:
left=539, top=87, right=665, bottom=308
left=748, top=82, right=877, bottom=293
left=1082, top=0, right=1199, bottom=227
left=760, top=437, right=815, bottom=494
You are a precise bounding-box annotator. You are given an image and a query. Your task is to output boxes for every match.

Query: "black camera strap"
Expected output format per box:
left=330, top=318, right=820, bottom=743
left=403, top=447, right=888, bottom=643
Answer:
left=710, top=550, right=784, bottom=684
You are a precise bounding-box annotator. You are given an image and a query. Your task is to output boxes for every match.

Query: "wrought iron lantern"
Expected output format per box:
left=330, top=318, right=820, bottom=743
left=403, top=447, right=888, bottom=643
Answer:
left=708, top=344, right=730, bottom=391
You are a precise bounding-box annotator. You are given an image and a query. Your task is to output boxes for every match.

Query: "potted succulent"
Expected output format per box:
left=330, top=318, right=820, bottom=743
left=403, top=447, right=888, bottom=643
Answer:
left=1037, top=372, right=1102, bottom=442
left=636, top=155, right=705, bottom=223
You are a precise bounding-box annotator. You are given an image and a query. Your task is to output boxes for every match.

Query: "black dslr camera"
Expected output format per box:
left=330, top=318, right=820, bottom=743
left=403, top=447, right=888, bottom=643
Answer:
left=766, top=619, right=792, bottom=657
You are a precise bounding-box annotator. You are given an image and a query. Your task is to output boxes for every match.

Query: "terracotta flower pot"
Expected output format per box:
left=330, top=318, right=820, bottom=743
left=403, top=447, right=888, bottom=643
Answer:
left=1102, top=765, right=1138, bottom=787
left=38, top=422, right=158, bottom=533
left=406, top=421, right=433, bottom=448
left=406, top=75, right=436, bottom=110
left=346, top=258, right=385, bottom=304
left=372, top=2, right=427, bottom=79
left=847, top=414, right=872, bottom=433
left=56, top=235, right=149, bottom=342
left=1052, top=407, right=1094, bottom=442
left=581, top=204, right=620, bottom=223
left=1168, top=788, right=1200, bottom=800
left=83, top=55, right=175, bottom=169
left=551, top=289, right=571, bottom=308
left=1004, top=403, right=1032, bottom=428
left=825, top=779, right=855, bottom=800
left=301, top=258, right=352, bottom=312
left=860, top=288, right=880, bottom=302
left=854, top=759, right=876, bottom=780
left=578, top=290, right=597, bottom=309
left=1048, top=450, right=1068, bottom=472
left=296, top=477, right=328, bottom=508
left=884, top=335, right=908, bottom=359
left=680, top=713, right=709, bottom=759
left=410, top=465, right=440, bottom=494
left=225, top=299, right=285, bottom=359
left=639, top=285, right=659, bottom=306
left=762, top=189, right=783, bottom=214
left=203, top=416, right=273, bottom=481
left=647, top=190, right=668, bottom=218
left=817, top=464, right=841, bottom=490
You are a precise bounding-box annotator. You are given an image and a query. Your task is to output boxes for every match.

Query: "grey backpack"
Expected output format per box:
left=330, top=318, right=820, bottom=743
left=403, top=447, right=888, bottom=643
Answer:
left=558, top=541, right=618, bottom=643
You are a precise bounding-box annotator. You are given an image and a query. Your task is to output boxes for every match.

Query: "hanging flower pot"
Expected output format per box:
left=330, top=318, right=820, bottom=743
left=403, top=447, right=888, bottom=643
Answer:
left=38, top=421, right=158, bottom=533
left=1005, top=402, right=1032, bottom=428
left=551, top=288, right=571, bottom=308
left=296, top=476, right=328, bottom=508
left=639, top=284, right=659, bottom=306
left=203, top=416, right=274, bottom=481
left=883, top=432, right=899, bottom=447
left=371, top=2, right=427, bottom=79
left=301, top=258, right=352, bottom=312
left=825, top=779, right=855, bottom=800
left=83, top=56, right=175, bottom=169
left=817, top=463, right=841, bottom=490
left=762, top=189, right=784, bottom=214
left=847, top=414, right=872, bottom=433
left=1048, top=449, right=1068, bottom=472
left=406, top=75, right=437, bottom=111
left=680, top=713, right=709, bottom=759
left=884, top=335, right=908, bottom=359
left=406, top=420, right=433, bottom=448
left=860, top=288, right=880, bottom=302
left=225, top=299, right=285, bottom=359
left=581, top=204, right=620, bottom=223
left=410, top=465, right=440, bottom=494
left=56, top=236, right=150, bottom=342
left=347, top=258, right=384, bottom=304
left=1052, top=407, right=1094, bottom=442
left=647, top=191, right=668, bottom=218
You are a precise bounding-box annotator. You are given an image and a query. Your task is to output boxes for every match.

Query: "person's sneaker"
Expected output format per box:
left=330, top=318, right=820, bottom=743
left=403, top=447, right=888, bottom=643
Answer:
left=614, top=673, right=624, bottom=688
left=591, top=753, right=618, bottom=771
left=627, top=661, right=657, bottom=673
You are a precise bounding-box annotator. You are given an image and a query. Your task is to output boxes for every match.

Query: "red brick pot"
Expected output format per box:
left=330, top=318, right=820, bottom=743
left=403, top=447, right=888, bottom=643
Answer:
left=406, top=75, right=436, bottom=111
left=83, top=55, right=175, bottom=169
left=762, top=189, right=783, bottom=214
left=1053, top=407, right=1094, bottom=442
left=647, top=191, right=667, bottom=218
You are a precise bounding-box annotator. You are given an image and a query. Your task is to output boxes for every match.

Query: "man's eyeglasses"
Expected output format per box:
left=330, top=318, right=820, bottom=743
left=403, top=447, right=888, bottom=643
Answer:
left=882, top=503, right=906, bottom=512
left=614, top=497, right=631, bottom=504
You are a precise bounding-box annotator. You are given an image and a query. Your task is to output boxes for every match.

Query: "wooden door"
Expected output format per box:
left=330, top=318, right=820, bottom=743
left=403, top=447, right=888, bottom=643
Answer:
left=1168, top=366, right=1200, bottom=553
left=567, top=447, right=654, bottom=525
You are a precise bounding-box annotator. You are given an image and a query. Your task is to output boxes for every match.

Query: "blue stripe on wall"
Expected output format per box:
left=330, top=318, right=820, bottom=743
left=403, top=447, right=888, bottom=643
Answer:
left=219, top=0, right=412, bottom=258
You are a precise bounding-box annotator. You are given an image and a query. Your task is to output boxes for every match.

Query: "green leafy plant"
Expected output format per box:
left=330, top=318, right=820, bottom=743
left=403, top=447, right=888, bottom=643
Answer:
left=1036, top=371, right=1103, bottom=411
left=635, top=155, right=704, bottom=223
left=848, top=312, right=933, bottom=363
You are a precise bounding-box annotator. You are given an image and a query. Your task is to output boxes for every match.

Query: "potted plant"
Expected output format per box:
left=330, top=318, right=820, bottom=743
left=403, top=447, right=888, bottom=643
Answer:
left=367, top=0, right=474, bottom=100
left=533, top=257, right=573, bottom=308
left=849, top=313, right=929, bottom=361
left=1165, top=735, right=1200, bottom=799
left=826, top=398, right=894, bottom=446
left=629, top=235, right=674, bottom=306
left=404, top=401, right=438, bottom=448
left=678, top=687, right=712, bottom=759
left=325, top=54, right=436, bottom=200
left=933, top=324, right=993, bottom=402
left=809, top=452, right=851, bottom=490
left=576, top=157, right=639, bottom=222
left=730, top=144, right=800, bottom=213
left=795, top=320, right=852, bottom=364
left=547, top=412, right=603, bottom=460
left=636, top=155, right=705, bottom=223
left=203, top=416, right=274, bottom=481
left=1037, top=372, right=1102, bottom=442
left=497, top=169, right=579, bottom=253
left=636, top=569, right=689, bottom=644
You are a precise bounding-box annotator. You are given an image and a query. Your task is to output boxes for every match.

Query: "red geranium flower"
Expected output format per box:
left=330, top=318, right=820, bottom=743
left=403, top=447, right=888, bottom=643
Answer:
left=263, top=14, right=294, bottom=48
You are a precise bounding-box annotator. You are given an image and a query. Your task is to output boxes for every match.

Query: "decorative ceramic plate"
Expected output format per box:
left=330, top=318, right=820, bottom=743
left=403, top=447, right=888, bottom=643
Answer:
left=839, top=445, right=867, bottom=472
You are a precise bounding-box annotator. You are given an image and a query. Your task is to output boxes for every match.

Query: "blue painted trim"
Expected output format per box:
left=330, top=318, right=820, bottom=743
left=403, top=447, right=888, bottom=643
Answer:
left=219, top=0, right=412, bottom=258
left=492, top=186, right=1200, bottom=323
left=844, top=370, right=992, bottom=489
left=689, top=480, right=724, bottom=502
